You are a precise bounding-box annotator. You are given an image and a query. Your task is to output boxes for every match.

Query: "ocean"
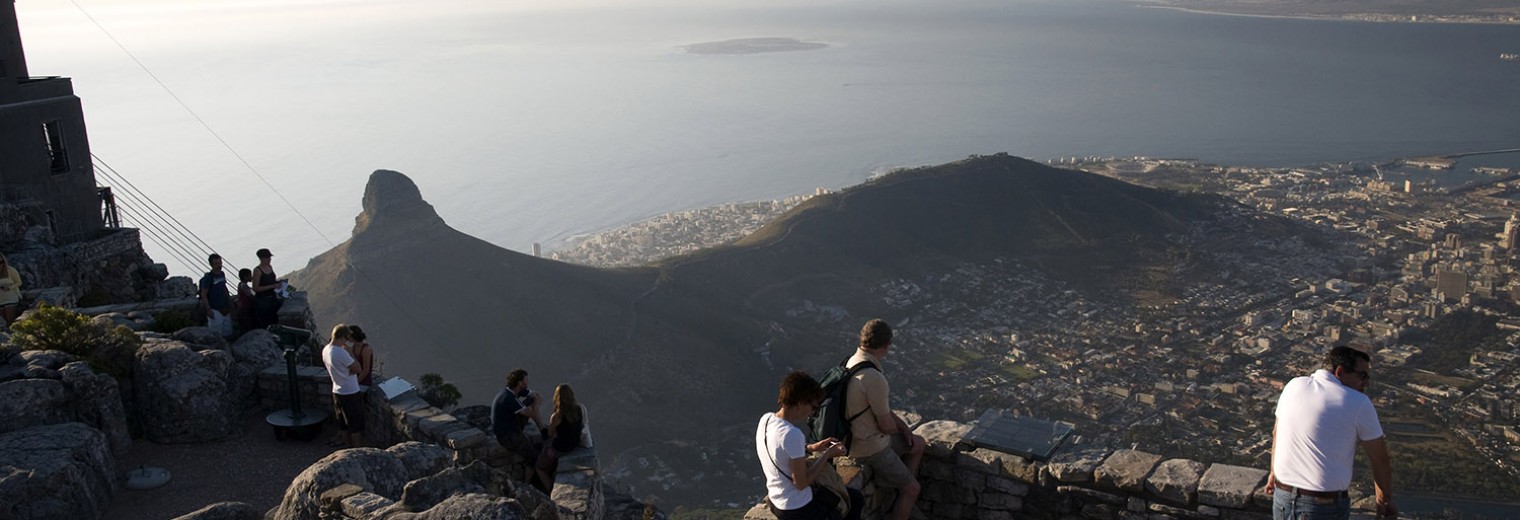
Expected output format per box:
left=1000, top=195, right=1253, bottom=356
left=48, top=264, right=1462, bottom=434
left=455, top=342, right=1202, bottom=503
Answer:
left=14, top=0, right=1520, bottom=277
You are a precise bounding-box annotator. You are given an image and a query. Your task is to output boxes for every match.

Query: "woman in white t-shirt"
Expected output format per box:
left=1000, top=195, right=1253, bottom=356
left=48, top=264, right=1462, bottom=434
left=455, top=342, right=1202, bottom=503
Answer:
left=755, top=371, right=861, bottom=520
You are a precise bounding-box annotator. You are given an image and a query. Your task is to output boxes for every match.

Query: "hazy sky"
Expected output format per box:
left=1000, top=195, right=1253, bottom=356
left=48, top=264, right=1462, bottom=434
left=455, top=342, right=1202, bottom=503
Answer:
left=14, top=0, right=1520, bottom=278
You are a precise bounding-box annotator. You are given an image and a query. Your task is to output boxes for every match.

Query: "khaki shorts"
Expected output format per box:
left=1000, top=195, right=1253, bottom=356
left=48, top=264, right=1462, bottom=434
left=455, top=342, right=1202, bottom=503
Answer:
left=859, top=434, right=915, bottom=489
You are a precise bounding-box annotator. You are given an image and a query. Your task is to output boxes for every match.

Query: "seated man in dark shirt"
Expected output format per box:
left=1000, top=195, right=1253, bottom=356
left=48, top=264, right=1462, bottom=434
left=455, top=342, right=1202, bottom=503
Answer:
left=492, top=368, right=543, bottom=465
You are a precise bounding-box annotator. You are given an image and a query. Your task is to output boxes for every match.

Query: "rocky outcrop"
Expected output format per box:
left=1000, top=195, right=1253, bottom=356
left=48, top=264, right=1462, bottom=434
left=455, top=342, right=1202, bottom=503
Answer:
left=550, top=454, right=603, bottom=520
left=277, top=443, right=560, bottom=520
left=230, top=329, right=283, bottom=368
left=58, top=361, right=132, bottom=453
left=226, top=330, right=284, bottom=411
left=388, top=442, right=456, bottom=482
left=268, top=445, right=421, bottom=520
left=0, top=352, right=130, bottom=454
left=390, top=493, right=528, bottom=520
left=0, top=422, right=117, bottom=520
left=133, top=338, right=237, bottom=443
left=351, top=170, right=447, bottom=236
left=173, top=326, right=230, bottom=351
left=0, top=378, right=68, bottom=429
left=167, top=502, right=261, bottom=520
left=396, top=461, right=503, bottom=512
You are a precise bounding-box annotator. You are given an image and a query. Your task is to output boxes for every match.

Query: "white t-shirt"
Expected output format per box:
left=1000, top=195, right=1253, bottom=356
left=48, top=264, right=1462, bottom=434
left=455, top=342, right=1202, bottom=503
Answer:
left=1273, top=369, right=1385, bottom=492
left=323, top=343, right=361, bottom=396
left=755, top=412, right=812, bottom=510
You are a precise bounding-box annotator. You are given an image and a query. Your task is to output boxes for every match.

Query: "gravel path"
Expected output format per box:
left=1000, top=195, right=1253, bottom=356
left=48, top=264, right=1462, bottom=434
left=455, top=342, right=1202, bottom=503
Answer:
left=104, top=410, right=341, bottom=520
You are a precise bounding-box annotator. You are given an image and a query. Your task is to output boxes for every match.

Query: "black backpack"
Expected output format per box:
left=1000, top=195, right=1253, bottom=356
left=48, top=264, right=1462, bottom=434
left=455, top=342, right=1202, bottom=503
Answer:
left=808, top=358, right=879, bottom=448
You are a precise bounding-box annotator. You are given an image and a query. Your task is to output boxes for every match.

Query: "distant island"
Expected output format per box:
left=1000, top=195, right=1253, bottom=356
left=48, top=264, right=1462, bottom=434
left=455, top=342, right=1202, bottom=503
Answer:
left=681, top=37, right=828, bottom=55
left=1136, top=0, right=1520, bottom=24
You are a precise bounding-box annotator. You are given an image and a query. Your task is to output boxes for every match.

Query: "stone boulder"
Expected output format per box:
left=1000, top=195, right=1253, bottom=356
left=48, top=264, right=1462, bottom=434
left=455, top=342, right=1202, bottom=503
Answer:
left=396, top=461, right=498, bottom=512
left=452, top=404, right=492, bottom=432
left=268, top=448, right=412, bottom=520
left=0, top=356, right=131, bottom=455
left=0, top=349, right=77, bottom=382
left=173, top=327, right=229, bottom=351
left=157, top=275, right=196, bottom=300
left=0, top=378, right=69, bottom=433
left=1047, top=450, right=1108, bottom=484
left=388, top=441, right=455, bottom=482
left=227, top=330, right=284, bottom=411
left=914, top=420, right=972, bottom=457
left=1145, top=458, right=1206, bottom=505
left=167, top=502, right=260, bottom=520
left=59, top=361, right=132, bottom=453
left=1093, top=450, right=1162, bottom=493
left=96, top=312, right=154, bottom=332
left=17, top=349, right=76, bottom=370
left=1198, top=463, right=1268, bottom=509
left=743, top=503, right=773, bottom=520
left=0, top=422, right=117, bottom=520
left=229, top=330, right=283, bottom=368
left=390, top=493, right=528, bottom=520
left=602, top=488, right=657, bottom=520
left=510, top=480, right=562, bottom=520
left=134, top=338, right=237, bottom=443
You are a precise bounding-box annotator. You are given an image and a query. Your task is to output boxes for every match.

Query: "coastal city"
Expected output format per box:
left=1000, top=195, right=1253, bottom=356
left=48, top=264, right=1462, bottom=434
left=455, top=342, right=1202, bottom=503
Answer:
left=550, top=190, right=827, bottom=268
left=556, top=153, right=1520, bottom=509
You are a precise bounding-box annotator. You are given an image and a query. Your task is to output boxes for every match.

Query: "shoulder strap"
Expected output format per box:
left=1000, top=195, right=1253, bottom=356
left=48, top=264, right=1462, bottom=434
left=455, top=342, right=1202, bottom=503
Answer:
left=843, top=359, right=880, bottom=421
left=763, top=416, right=794, bottom=481
left=845, top=360, right=879, bottom=375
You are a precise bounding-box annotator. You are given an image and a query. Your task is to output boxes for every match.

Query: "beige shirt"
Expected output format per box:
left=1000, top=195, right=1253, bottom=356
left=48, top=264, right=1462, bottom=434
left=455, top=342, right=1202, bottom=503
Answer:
left=0, top=266, right=21, bottom=305
left=844, top=349, right=891, bottom=458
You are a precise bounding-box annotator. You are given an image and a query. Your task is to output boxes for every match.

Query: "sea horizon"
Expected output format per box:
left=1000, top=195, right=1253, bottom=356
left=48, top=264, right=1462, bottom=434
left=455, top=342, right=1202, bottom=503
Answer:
left=13, top=0, right=1520, bottom=276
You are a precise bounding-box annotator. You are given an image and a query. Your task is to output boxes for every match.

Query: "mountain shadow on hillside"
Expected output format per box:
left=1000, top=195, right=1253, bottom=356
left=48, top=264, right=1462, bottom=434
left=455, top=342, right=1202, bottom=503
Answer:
left=292, top=155, right=1353, bottom=505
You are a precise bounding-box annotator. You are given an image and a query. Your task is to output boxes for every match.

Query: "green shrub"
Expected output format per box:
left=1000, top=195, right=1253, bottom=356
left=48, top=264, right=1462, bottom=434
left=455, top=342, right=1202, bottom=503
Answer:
left=149, top=309, right=197, bottom=333
left=418, top=372, right=462, bottom=410
left=10, top=303, right=141, bottom=378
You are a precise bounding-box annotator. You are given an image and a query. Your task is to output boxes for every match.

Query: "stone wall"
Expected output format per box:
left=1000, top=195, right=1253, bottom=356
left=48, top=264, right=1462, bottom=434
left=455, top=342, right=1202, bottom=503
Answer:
left=8, top=227, right=173, bottom=306
left=910, top=419, right=1278, bottom=520
left=748, top=419, right=1281, bottom=520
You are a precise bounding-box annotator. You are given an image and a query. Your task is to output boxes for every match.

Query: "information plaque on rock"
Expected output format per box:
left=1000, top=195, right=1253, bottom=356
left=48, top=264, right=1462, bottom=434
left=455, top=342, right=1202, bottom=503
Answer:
left=962, top=409, right=1074, bottom=461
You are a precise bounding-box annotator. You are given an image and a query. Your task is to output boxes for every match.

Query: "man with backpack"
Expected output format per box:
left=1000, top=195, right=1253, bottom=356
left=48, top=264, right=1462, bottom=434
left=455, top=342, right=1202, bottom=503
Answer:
left=843, top=319, right=924, bottom=520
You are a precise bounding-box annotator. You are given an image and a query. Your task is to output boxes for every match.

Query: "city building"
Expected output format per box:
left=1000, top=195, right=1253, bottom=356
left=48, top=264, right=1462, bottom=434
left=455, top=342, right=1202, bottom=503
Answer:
left=1438, top=270, right=1469, bottom=302
left=1499, top=213, right=1520, bottom=251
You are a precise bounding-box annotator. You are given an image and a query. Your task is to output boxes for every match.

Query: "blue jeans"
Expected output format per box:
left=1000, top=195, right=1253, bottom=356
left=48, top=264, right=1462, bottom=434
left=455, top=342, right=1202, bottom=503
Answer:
left=1273, top=489, right=1350, bottom=520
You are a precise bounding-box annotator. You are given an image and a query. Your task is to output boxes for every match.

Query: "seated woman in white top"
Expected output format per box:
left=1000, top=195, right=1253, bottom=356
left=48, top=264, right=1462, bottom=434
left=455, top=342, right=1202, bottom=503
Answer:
left=755, top=371, right=862, bottom=520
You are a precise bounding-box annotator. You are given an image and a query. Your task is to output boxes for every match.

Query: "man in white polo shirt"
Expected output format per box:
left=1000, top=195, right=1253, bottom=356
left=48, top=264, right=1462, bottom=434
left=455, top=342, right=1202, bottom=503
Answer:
left=323, top=324, right=365, bottom=449
left=1266, top=345, right=1396, bottom=519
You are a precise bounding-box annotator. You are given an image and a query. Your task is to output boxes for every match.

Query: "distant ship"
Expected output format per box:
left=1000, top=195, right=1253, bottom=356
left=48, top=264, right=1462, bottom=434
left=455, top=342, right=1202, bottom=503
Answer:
left=1502, top=53, right=1520, bottom=61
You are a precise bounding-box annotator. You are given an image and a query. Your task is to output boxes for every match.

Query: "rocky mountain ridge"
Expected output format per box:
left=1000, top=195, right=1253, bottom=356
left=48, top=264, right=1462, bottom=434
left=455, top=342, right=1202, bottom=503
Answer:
left=290, top=154, right=1354, bottom=505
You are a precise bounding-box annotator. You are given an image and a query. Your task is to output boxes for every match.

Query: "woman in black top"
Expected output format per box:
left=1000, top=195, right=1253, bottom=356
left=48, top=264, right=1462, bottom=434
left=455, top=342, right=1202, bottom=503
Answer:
left=251, top=248, right=282, bottom=328
left=535, top=384, right=586, bottom=493
left=347, top=325, right=376, bottom=387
